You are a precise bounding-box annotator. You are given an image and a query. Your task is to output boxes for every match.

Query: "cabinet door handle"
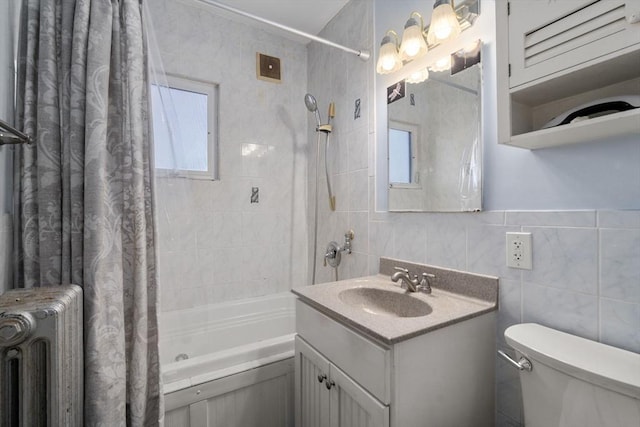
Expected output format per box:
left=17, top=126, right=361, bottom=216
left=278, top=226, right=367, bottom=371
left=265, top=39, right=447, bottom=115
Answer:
left=317, top=373, right=327, bottom=383
left=325, top=379, right=335, bottom=390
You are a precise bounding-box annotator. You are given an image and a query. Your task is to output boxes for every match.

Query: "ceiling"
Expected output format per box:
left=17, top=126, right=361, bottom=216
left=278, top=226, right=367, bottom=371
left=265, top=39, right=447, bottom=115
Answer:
left=199, top=0, right=351, bottom=42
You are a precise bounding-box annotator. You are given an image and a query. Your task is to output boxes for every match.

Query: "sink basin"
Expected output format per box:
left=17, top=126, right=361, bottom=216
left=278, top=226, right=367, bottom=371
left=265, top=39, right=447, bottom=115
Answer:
left=338, top=287, right=432, bottom=318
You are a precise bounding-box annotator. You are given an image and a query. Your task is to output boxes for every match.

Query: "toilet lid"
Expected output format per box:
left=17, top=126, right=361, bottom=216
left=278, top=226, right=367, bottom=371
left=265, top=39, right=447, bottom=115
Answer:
left=505, top=323, right=640, bottom=399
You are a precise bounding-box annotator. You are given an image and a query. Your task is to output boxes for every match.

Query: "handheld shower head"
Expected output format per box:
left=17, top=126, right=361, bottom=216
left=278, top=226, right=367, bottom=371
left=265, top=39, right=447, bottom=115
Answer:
left=304, top=93, right=317, bottom=112
left=304, top=93, right=322, bottom=127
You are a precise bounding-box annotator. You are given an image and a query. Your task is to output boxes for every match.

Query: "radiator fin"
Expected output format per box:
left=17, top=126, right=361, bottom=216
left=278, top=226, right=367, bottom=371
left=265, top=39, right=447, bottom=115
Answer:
left=0, top=285, right=83, bottom=426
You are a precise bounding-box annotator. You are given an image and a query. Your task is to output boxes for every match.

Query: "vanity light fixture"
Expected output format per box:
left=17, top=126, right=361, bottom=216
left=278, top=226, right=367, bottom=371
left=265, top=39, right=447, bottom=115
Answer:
left=406, top=68, right=430, bottom=84
left=426, top=0, right=462, bottom=46
left=399, top=12, right=429, bottom=61
left=376, top=30, right=403, bottom=74
left=376, top=0, right=479, bottom=76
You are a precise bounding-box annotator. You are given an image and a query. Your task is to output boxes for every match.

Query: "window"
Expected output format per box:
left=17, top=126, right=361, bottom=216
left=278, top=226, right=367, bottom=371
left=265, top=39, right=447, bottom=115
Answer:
left=388, top=120, right=419, bottom=187
left=151, top=75, right=218, bottom=179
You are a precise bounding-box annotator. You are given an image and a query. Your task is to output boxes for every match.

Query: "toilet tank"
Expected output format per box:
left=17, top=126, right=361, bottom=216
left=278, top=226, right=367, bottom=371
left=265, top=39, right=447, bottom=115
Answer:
left=505, top=323, right=640, bottom=427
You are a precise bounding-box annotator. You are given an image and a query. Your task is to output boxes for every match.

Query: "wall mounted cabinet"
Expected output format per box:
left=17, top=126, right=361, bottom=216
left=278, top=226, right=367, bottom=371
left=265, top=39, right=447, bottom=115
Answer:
left=496, top=0, right=640, bottom=149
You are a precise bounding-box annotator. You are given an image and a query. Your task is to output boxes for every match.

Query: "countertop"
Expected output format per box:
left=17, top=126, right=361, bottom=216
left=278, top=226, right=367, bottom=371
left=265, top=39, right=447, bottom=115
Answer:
left=292, top=269, right=498, bottom=345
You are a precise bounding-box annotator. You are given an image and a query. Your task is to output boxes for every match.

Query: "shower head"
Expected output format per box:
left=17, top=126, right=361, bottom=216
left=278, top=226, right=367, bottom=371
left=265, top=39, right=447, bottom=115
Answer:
left=304, top=93, right=322, bottom=127
left=304, top=93, right=317, bottom=112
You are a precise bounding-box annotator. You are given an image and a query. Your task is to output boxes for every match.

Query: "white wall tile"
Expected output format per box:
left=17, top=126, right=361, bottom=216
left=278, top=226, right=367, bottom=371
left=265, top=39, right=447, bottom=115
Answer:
left=467, top=225, right=522, bottom=279
left=348, top=211, right=369, bottom=254
left=497, top=279, right=522, bottom=346
left=600, top=298, right=640, bottom=353
left=598, top=210, right=640, bottom=229
left=392, top=217, right=427, bottom=264
left=522, top=283, right=599, bottom=340
left=600, top=228, right=640, bottom=303
left=347, top=128, right=368, bottom=172
left=505, top=210, right=596, bottom=227
left=369, top=220, right=393, bottom=258
left=522, top=227, right=598, bottom=294
left=425, top=217, right=467, bottom=270
left=345, top=251, right=369, bottom=281
left=328, top=130, right=349, bottom=175
left=348, top=169, right=369, bottom=212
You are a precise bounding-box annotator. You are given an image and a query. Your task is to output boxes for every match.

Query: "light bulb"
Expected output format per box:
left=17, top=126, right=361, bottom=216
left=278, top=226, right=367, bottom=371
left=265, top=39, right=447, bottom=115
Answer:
left=399, top=15, right=428, bottom=61
left=376, top=32, right=403, bottom=74
left=434, top=24, right=452, bottom=40
left=382, top=57, right=397, bottom=71
left=426, top=1, right=461, bottom=45
left=404, top=40, right=421, bottom=57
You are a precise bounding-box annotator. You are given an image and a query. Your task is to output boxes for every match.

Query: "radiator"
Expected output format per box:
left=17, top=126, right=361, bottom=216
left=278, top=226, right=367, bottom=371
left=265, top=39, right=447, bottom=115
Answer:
left=0, top=285, right=83, bottom=426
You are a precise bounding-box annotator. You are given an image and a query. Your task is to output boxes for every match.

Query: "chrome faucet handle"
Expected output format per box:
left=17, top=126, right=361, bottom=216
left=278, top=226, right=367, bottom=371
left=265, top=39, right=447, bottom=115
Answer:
left=393, top=266, right=409, bottom=274
left=417, top=272, right=435, bottom=294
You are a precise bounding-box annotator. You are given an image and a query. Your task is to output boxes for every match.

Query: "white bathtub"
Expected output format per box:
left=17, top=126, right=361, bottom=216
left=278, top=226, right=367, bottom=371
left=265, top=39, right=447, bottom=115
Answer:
left=160, top=292, right=296, bottom=426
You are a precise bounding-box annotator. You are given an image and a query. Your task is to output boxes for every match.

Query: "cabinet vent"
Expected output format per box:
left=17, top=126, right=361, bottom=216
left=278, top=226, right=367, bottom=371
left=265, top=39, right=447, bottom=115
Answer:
left=524, top=0, right=626, bottom=68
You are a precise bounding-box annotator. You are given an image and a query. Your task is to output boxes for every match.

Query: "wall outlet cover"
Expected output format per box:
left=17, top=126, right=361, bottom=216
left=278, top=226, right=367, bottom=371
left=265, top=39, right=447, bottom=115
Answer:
left=506, top=232, right=532, bottom=270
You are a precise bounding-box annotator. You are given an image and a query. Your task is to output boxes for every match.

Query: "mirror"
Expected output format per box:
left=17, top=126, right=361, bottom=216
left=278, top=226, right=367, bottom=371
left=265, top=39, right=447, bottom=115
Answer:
left=387, top=56, right=481, bottom=212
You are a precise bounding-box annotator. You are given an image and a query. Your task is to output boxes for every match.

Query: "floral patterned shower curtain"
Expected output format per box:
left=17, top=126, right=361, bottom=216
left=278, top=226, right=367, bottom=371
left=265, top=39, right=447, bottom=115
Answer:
left=13, top=0, right=161, bottom=425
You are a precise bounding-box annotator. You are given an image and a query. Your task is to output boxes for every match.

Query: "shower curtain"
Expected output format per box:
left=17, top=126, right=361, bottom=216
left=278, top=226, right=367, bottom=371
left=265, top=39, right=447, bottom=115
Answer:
left=13, top=0, right=161, bottom=425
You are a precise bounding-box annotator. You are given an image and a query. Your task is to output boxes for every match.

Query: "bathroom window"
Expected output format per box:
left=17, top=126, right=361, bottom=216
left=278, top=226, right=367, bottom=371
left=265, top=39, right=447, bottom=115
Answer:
left=151, top=75, right=218, bottom=180
left=388, top=120, right=419, bottom=188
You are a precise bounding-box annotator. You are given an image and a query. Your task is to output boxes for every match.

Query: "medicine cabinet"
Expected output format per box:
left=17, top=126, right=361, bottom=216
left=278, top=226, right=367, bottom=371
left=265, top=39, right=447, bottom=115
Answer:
left=496, top=0, right=640, bottom=149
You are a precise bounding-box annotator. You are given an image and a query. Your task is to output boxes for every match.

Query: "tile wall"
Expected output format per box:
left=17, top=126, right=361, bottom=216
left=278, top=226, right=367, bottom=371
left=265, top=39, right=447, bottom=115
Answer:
left=309, top=2, right=640, bottom=426
left=149, top=0, right=309, bottom=311
left=367, top=210, right=640, bottom=426
left=305, top=0, right=374, bottom=285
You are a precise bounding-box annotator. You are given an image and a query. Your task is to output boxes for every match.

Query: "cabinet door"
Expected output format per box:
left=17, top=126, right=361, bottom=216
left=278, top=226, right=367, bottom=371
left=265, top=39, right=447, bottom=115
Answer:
left=330, top=365, right=390, bottom=427
left=296, top=336, right=331, bottom=427
left=508, top=0, right=640, bottom=88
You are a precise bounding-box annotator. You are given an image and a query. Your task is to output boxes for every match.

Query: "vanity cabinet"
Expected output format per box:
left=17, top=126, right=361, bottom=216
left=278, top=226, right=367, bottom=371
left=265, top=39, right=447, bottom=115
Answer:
left=496, top=0, right=640, bottom=148
left=294, top=298, right=496, bottom=427
left=296, top=336, right=389, bottom=427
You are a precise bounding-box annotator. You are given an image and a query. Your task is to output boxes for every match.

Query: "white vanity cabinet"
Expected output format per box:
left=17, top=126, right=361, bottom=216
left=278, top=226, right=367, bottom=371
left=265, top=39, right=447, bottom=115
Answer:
left=496, top=0, right=640, bottom=148
left=296, top=336, right=389, bottom=427
left=294, top=298, right=496, bottom=427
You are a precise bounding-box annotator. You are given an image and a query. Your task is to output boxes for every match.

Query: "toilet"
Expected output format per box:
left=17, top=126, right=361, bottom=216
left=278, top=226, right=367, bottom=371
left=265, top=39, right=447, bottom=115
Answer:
left=503, top=323, right=640, bottom=427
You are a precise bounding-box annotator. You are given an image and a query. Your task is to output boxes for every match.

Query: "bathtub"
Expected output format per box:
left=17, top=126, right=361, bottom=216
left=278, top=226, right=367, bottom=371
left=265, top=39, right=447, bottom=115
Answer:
left=160, top=292, right=296, bottom=426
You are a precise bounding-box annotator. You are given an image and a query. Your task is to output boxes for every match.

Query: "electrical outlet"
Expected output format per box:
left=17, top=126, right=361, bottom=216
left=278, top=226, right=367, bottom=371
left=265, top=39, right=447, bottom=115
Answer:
left=506, top=232, right=532, bottom=270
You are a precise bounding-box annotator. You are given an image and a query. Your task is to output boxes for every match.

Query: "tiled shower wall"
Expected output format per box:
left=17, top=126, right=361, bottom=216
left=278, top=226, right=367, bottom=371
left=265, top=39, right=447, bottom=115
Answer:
left=149, top=0, right=309, bottom=311
left=309, top=1, right=640, bottom=427
left=305, top=0, right=374, bottom=285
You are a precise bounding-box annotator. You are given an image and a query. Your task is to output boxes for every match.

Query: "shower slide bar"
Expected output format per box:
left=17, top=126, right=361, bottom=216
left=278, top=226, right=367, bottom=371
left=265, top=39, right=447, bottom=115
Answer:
left=0, top=119, right=32, bottom=146
left=195, top=0, right=371, bottom=61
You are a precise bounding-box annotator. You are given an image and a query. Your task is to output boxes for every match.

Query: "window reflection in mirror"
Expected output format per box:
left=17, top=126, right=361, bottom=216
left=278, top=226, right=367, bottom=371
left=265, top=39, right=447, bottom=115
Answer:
left=389, top=121, right=419, bottom=187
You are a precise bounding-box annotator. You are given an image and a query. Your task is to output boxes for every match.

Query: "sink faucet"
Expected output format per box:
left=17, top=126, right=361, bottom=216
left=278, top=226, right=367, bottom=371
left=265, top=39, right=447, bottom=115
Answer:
left=391, top=267, right=420, bottom=292
left=391, top=267, right=435, bottom=293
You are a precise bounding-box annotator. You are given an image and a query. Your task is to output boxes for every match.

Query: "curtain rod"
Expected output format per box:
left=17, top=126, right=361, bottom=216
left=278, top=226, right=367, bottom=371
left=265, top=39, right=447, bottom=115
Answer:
left=0, top=119, right=32, bottom=146
left=194, top=0, right=370, bottom=61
